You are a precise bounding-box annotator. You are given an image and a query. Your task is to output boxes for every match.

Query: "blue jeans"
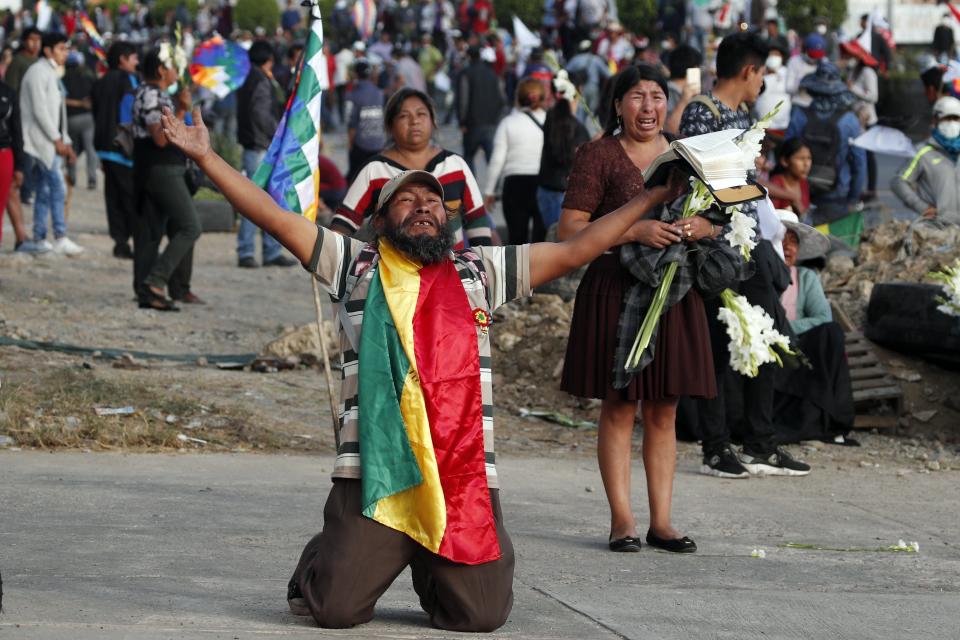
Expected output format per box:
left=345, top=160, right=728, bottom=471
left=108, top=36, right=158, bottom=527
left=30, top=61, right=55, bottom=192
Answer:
left=536, top=186, right=565, bottom=230
left=237, top=148, right=281, bottom=261
left=31, top=155, right=66, bottom=241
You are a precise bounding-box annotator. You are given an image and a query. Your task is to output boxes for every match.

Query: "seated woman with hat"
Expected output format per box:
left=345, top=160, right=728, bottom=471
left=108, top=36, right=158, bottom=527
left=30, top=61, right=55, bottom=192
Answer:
left=773, top=210, right=857, bottom=446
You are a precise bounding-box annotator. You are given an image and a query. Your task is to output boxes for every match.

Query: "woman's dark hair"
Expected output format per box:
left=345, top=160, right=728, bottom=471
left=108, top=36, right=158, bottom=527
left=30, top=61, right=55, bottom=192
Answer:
left=602, top=63, right=669, bottom=137
left=544, top=97, right=578, bottom=166
left=140, top=47, right=166, bottom=81
left=107, top=41, right=137, bottom=70
left=383, top=87, right=437, bottom=131
left=771, top=137, right=809, bottom=175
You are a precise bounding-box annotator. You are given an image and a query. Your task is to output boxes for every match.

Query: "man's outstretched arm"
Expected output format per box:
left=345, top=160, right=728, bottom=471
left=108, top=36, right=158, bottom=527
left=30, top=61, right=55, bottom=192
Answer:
left=528, top=178, right=684, bottom=289
left=160, top=107, right=318, bottom=265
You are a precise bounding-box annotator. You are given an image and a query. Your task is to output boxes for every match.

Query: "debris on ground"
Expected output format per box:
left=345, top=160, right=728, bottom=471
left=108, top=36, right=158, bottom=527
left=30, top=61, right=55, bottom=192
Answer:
left=261, top=321, right=340, bottom=365
left=824, top=221, right=960, bottom=327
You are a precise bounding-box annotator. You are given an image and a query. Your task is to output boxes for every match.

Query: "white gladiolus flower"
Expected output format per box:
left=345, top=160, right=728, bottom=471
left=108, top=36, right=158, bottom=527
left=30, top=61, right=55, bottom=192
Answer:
left=724, top=206, right=757, bottom=259
left=683, top=177, right=715, bottom=216
left=929, top=259, right=960, bottom=317
left=718, top=289, right=793, bottom=377
left=910, top=541, right=920, bottom=552
left=751, top=549, right=766, bottom=558
left=735, top=101, right=784, bottom=170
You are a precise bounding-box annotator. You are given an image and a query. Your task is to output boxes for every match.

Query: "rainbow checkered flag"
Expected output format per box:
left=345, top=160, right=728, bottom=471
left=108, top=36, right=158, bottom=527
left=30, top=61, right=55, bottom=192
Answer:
left=76, top=4, right=107, bottom=64
left=253, top=3, right=325, bottom=221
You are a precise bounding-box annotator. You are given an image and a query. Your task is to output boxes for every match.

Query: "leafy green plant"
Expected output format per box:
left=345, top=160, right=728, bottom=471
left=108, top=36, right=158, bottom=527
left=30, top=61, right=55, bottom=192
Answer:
left=150, top=0, right=199, bottom=24
left=493, top=0, right=543, bottom=29
left=616, top=0, right=658, bottom=37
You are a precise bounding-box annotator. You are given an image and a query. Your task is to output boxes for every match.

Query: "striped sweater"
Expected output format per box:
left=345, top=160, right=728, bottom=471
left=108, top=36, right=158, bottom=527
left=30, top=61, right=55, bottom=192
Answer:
left=332, top=149, right=495, bottom=248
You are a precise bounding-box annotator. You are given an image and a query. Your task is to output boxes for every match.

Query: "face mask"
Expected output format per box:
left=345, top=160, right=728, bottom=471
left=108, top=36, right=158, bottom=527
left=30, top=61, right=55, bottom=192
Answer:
left=938, top=120, right=960, bottom=139
left=167, top=81, right=179, bottom=95
left=766, top=55, right=783, bottom=71
left=816, top=24, right=827, bottom=35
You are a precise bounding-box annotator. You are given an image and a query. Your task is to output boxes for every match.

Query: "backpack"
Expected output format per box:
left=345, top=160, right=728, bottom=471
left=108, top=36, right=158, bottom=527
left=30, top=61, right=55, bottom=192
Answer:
left=801, top=107, right=844, bottom=196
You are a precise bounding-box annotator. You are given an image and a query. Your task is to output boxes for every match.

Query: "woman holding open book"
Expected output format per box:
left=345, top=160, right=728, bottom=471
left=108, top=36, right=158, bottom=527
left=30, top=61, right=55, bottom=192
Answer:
left=558, top=64, right=717, bottom=554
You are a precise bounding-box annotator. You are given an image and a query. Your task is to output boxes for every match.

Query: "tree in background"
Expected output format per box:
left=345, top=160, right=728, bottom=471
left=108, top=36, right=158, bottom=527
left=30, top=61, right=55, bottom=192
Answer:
left=779, top=0, right=847, bottom=37
left=235, top=0, right=280, bottom=33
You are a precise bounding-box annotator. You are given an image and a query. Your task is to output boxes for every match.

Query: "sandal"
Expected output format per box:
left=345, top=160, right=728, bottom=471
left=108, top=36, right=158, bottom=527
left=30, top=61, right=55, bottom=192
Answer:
left=608, top=535, right=642, bottom=552
left=139, top=288, right=179, bottom=312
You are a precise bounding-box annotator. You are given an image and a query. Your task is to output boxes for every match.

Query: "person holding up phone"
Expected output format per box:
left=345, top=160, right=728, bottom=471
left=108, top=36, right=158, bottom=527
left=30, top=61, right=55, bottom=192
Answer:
left=664, top=45, right=703, bottom=135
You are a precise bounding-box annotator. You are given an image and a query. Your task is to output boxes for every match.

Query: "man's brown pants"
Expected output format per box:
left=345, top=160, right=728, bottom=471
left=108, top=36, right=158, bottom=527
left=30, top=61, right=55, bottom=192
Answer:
left=290, top=479, right=515, bottom=632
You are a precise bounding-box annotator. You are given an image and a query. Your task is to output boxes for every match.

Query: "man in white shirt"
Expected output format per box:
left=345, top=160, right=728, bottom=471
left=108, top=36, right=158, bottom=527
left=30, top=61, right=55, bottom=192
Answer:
left=20, top=31, right=81, bottom=255
left=785, top=33, right=824, bottom=109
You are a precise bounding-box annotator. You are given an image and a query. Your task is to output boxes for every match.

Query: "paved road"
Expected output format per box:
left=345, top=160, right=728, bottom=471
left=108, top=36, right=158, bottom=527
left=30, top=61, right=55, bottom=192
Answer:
left=1, top=451, right=957, bottom=639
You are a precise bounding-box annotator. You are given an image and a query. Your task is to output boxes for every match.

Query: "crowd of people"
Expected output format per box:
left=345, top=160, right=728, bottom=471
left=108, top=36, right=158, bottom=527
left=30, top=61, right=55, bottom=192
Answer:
left=2, top=0, right=959, bottom=633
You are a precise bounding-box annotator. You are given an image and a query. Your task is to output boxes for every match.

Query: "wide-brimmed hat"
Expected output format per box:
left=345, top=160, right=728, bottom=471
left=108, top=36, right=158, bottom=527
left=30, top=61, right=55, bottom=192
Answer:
left=839, top=39, right=879, bottom=68
left=376, top=170, right=444, bottom=212
left=776, top=209, right=830, bottom=261
left=800, top=61, right=848, bottom=96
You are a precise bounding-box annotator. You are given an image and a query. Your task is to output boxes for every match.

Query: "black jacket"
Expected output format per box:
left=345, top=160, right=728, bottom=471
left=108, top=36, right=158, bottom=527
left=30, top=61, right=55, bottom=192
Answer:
left=0, top=81, right=24, bottom=171
left=456, top=61, right=504, bottom=129
left=237, top=66, right=282, bottom=151
left=91, top=69, right=137, bottom=153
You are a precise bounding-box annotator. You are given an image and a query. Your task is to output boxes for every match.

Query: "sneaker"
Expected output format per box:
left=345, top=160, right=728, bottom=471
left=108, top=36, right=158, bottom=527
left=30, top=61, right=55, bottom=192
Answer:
left=740, top=447, right=811, bottom=477
left=238, top=256, right=259, bottom=268
left=263, top=255, right=298, bottom=267
left=700, top=446, right=750, bottom=479
left=14, top=239, right=51, bottom=254
left=52, top=237, right=84, bottom=256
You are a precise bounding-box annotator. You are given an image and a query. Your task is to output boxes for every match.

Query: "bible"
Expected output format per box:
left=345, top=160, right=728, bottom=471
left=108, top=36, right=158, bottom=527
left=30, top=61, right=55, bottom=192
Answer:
left=642, top=129, right=767, bottom=206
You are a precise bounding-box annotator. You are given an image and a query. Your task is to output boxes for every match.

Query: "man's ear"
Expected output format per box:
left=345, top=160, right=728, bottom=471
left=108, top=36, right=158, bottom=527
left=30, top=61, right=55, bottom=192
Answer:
left=371, top=213, right=385, bottom=234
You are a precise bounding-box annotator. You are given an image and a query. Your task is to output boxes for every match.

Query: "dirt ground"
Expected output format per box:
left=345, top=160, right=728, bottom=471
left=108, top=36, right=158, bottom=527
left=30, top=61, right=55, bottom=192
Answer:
left=1, top=142, right=959, bottom=478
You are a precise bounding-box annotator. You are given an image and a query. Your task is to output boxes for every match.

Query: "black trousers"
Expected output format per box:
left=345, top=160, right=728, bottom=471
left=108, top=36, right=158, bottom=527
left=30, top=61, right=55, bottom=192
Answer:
left=692, top=241, right=785, bottom=455
left=502, top=174, right=545, bottom=244
left=103, top=160, right=136, bottom=248
left=462, top=126, right=495, bottom=175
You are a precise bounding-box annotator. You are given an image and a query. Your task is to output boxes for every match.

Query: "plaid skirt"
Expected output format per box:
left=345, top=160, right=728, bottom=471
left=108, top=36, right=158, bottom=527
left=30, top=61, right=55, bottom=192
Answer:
left=560, top=254, right=717, bottom=402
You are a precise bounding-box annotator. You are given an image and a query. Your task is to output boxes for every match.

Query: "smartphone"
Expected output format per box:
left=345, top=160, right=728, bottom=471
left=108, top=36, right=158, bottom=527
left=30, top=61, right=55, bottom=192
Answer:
left=686, top=67, right=702, bottom=94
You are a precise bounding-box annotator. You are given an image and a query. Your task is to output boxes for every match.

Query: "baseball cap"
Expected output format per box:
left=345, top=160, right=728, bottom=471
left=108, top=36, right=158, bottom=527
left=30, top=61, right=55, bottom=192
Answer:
left=803, top=33, right=826, bottom=59
left=376, top=171, right=444, bottom=212
left=934, top=96, right=960, bottom=119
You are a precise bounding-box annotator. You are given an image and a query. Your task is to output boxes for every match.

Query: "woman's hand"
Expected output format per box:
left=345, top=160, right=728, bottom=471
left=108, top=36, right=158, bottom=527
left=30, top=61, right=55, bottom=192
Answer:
left=627, top=219, right=682, bottom=249
left=680, top=215, right=715, bottom=243
left=161, top=106, right=211, bottom=163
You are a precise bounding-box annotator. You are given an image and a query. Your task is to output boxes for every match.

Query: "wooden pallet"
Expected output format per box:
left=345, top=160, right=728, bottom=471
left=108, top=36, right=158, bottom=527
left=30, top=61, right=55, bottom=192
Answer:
left=846, top=330, right=903, bottom=425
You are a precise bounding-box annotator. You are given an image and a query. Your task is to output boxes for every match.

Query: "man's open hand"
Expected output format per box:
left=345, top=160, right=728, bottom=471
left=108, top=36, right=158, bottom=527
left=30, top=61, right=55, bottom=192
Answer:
left=160, top=107, right=211, bottom=163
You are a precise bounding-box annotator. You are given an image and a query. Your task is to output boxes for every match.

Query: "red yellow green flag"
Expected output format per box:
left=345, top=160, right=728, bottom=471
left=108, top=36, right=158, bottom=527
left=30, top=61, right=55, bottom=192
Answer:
left=357, top=240, right=500, bottom=565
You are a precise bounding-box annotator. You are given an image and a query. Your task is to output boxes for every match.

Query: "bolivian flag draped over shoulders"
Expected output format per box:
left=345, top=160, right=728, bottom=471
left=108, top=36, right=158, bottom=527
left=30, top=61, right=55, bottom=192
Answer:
left=357, top=240, right=500, bottom=565
left=252, top=4, right=326, bottom=221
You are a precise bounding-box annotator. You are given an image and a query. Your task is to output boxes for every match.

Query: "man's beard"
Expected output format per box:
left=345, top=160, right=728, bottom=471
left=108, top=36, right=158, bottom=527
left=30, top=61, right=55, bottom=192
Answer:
left=381, top=216, right=454, bottom=265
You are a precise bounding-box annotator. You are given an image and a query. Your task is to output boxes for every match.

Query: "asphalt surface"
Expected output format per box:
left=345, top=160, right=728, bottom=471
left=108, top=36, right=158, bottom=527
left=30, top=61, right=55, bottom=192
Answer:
left=1, top=451, right=957, bottom=639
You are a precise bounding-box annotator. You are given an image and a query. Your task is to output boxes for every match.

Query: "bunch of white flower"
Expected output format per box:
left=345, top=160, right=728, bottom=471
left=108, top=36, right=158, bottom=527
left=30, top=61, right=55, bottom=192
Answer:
left=724, top=205, right=757, bottom=259
left=750, top=548, right=767, bottom=558
left=928, top=259, right=960, bottom=317
left=717, top=289, right=793, bottom=378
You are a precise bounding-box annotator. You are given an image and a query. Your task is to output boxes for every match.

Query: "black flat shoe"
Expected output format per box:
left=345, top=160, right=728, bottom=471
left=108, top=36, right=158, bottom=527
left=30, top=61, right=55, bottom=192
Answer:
left=608, top=535, right=642, bottom=552
left=646, top=530, right=697, bottom=553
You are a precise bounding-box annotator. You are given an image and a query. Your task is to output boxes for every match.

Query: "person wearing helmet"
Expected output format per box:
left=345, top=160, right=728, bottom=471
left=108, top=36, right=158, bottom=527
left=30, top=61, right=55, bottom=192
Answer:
left=891, top=96, right=960, bottom=225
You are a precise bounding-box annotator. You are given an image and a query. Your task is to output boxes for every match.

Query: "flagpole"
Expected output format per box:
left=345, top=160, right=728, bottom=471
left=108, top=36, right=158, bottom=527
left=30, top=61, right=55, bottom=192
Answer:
left=300, top=0, right=340, bottom=434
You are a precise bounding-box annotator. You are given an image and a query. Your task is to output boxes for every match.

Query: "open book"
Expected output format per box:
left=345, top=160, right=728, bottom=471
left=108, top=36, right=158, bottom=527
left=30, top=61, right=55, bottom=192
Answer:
left=642, top=129, right=767, bottom=206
